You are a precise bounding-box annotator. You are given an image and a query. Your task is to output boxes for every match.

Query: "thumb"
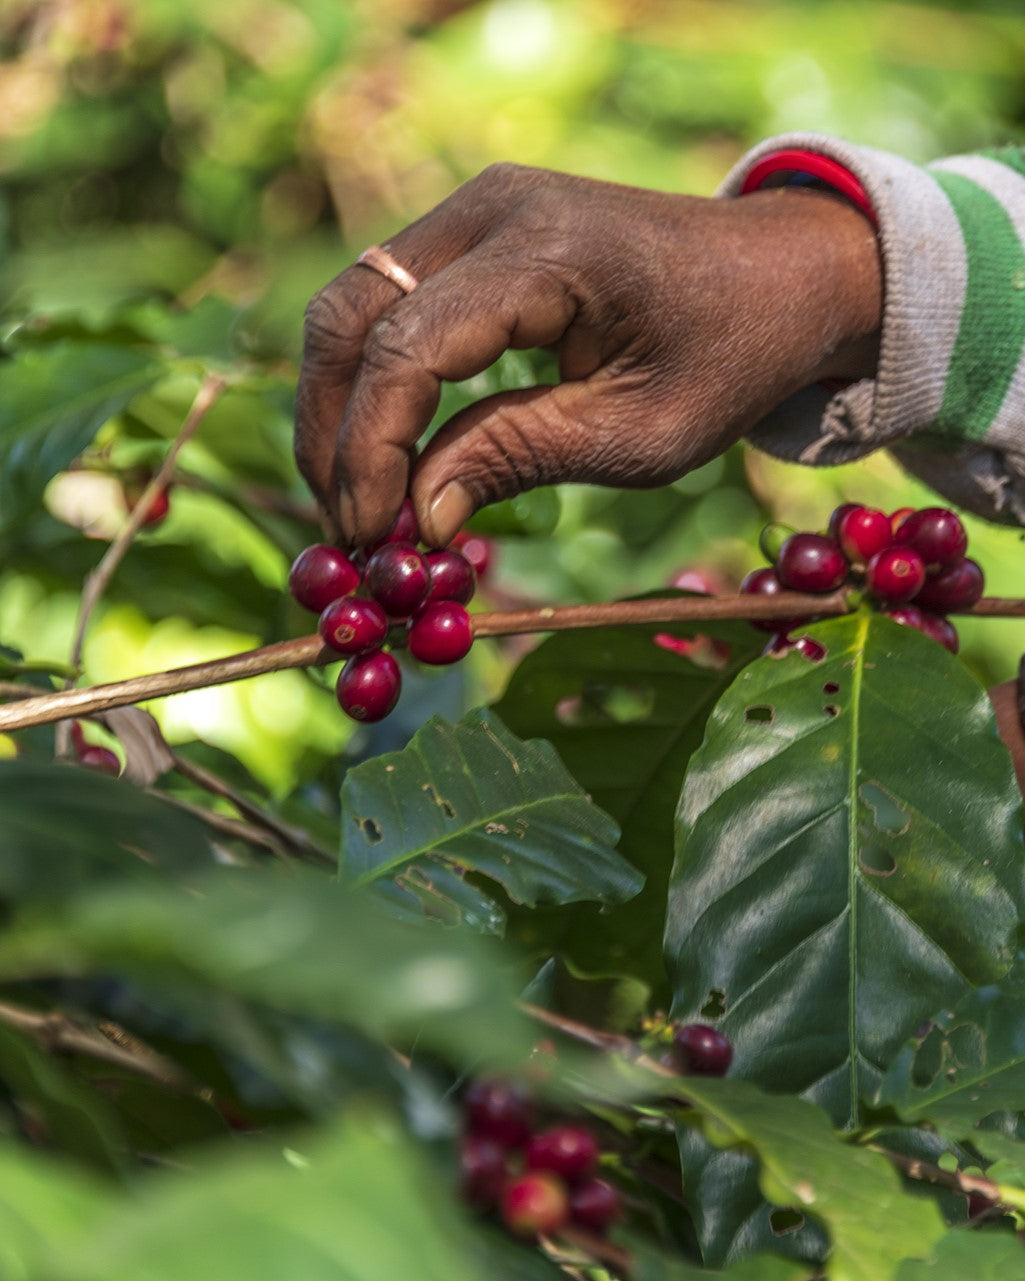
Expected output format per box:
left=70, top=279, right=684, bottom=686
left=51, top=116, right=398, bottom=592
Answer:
left=410, top=381, right=634, bottom=546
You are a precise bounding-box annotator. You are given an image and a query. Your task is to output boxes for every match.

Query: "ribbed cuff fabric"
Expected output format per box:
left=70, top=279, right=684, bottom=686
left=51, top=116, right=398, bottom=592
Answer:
left=720, top=133, right=1025, bottom=525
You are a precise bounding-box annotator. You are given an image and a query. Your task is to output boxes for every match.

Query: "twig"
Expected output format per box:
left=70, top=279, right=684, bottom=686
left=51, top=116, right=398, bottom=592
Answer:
left=0, top=1000, right=192, bottom=1091
left=167, top=750, right=336, bottom=869
left=1, top=592, right=1024, bottom=736
left=875, top=1147, right=1025, bottom=1212
left=56, top=374, right=227, bottom=759
left=153, top=791, right=302, bottom=861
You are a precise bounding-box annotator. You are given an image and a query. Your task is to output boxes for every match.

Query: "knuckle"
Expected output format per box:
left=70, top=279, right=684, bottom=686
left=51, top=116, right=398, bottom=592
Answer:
left=362, top=309, right=426, bottom=371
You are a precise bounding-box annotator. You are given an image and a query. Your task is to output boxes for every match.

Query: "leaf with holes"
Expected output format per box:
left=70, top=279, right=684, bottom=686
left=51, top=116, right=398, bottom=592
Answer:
left=876, top=954, right=1025, bottom=1135
left=0, top=341, right=160, bottom=538
left=339, top=709, right=637, bottom=928
left=668, top=1076, right=945, bottom=1281
left=666, top=613, right=1024, bottom=1140
left=494, top=606, right=761, bottom=996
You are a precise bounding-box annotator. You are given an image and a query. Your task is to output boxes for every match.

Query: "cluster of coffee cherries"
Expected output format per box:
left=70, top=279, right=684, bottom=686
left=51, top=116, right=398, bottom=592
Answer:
left=70, top=720, right=120, bottom=776
left=741, top=503, right=984, bottom=657
left=288, top=500, right=485, bottom=723
left=459, top=1078, right=622, bottom=1239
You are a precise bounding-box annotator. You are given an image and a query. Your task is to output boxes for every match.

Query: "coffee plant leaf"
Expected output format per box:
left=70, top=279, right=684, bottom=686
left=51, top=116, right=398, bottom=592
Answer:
left=893, top=1227, right=1025, bottom=1279
left=667, top=1075, right=945, bottom=1281
left=0, top=1145, right=111, bottom=1279
left=876, top=954, right=1025, bottom=1134
left=667, top=613, right=1025, bottom=1129
left=965, top=1128, right=1025, bottom=1189
left=42, top=1107, right=491, bottom=1281
left=0, top=864, right=533, bottom=1071
left=339, top=708, right=639, bottom=917
left=495, top=607, right=761, bottom=996
left=0, top=341, right=160, bottom=538
left=0, top=1023, right=125, bottom=1175
left=0, top=757, right=216, bottom=902
left=628, top=1232, right=811, bottom=1280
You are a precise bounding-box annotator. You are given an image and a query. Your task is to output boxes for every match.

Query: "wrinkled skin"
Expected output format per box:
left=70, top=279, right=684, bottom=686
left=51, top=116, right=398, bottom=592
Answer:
left=296, top=162, right=1025, bottom=799
left=296, top=164, right=881, bottom=548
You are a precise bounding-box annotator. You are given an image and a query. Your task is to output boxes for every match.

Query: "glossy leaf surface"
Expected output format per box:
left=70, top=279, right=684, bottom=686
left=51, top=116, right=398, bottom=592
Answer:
left=495, top=609, right=761, bottom=994
left=667, top=614, right=1024, bottom=1129
left=340, top=709, right=637, bottom=929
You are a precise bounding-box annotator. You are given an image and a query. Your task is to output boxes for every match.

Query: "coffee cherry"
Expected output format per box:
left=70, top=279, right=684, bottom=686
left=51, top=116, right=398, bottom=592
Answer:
left=78, top=745, right=120, bottom=776
left=336, top=651, right=401, bottom=722
left=763, top=633, right=826, bottom=663
left=757, top=522, right=795, bottom=565
left=884, top=604, right=926, bottom=631
left=424, top=549, right=476, bottom=605
left=895, top=507, right=967, bottom=569
left=452, top=531, right=494, bottom=580
left=408, top=602, right=473, bottom=665
left=501, top=1172, right=569, bottom=1237
left=366, top=497, right=420, bottom=554
left=365, top=542, right=430, bottom=618
left=525, top=1125, right=599, bottom=1185
left=668, top=566, right=725, bottom=594
left=866, top=545, right=926, bottom=603
left=318, top=596, right=388, bottom=655
left=289, top=544, right=361, bottom=614
left=918, top=613, right=959, bottom=654
left=889, top=507, right=915, bottom=536
left=568, top=1177, right=622, bottom=1234
left=827, top=502, right=860, bottom=539
left=464, top=1078, right=533, bottom=1148
left=913, top=557, right=984, bottom=613
left=776, top=533, right=847, bottom=593
left=671, top=1023, right=733, bottom=1076
left=739, top=567, right=808, bottom=634
left=835, top=506, right=892, bottom=565
left=459, top=1134, right=508, bottom=1209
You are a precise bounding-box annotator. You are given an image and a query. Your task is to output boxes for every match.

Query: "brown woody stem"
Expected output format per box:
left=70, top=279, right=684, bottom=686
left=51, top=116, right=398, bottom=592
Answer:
left=0, top=591, right=1021, bottom=735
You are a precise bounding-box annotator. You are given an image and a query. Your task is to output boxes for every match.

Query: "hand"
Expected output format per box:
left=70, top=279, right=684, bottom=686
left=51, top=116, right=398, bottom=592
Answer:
left=296, top=164, right=882, bottom=548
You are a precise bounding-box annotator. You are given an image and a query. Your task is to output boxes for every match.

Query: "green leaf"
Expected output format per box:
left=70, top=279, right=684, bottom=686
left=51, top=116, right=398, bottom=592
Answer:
left=630, top=1235, right=812, bottom=1281
left=494, top=610, right=761, bottom=996
left=0, top=1145, right=111, bottom=1279
left=0, top=865, right=532, bottom=1071
left=0, top=1025, right=125, bottom=1175
left=894, top=1226, right=1025, bottom=1279
left=666, top=614, right=1025, bottom=1129
left=876, top=956, right=1025, bottom=1134
left=0, top=341, right=159, bottom=536
left=339, top=709, right=637, bottom=929
left=0, top=758, right=215, bottom=902
left=668, top=1076, right=946, bottom=1281
left=46, top=1107, right=491, bottom=1281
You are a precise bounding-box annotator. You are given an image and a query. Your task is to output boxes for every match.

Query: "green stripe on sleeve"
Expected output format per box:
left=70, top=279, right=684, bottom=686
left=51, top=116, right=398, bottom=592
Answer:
left=979, top=146, right=1025, bottom=182
left=931, top=170, right=1025, bottom=442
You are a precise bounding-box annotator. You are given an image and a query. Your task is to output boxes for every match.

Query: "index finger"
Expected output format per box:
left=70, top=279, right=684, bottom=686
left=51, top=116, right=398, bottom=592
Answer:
left=294, top=164, right=546, bottom=537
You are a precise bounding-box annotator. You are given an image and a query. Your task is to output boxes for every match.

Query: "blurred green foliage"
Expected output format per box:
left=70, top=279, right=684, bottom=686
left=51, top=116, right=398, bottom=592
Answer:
left=0, top=0, right=1023, bottom=791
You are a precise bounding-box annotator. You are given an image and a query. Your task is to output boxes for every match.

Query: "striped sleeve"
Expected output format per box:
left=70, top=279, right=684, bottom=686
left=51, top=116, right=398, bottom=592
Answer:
left=719, top=134, right=1025, bottom=526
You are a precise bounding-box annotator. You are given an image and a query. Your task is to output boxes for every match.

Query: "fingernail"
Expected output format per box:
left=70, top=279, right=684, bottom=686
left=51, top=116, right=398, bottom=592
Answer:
left=427, top=481, right=474, bottom=547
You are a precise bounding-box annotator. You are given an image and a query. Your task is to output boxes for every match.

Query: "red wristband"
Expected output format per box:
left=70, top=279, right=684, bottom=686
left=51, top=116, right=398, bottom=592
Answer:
left=740, top=148, right=877, bottom=228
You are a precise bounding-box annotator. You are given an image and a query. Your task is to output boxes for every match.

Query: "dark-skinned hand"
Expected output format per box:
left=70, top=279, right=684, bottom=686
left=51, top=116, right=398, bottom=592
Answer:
left=295, top=162, right=882, bottom=549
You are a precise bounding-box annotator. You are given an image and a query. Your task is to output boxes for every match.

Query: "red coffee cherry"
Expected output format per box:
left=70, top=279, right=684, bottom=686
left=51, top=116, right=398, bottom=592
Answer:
left=459, top=1134, right=509, bottom=1209
left=78, top=745, right=120, bottom=776
left=568, top=1177, right=622, bottom=1234
left=739, top=567, right=809, bottom=634
left=289, top=544, right=361, bottom=614
left=452, top=531, right=494, bottom=580
left=775, top=533, right=847, bottom=593
left=763, top=633, right=827, bottom=663
left=335, top=651, right=401, bottom=722
left=866, top=546, right=926, bottom=603
left=501, top=1172, right=569, bottom=1237
left=365, top=497, right=421, bottom=554
left=835, top=506, right=893, bottom=565
left=895, top=507, right=967, bottom=569
left=318, top=597, right=388, bottom=656
left=424, top=549, right=476, bottom=605
left=525, top=1125, right=599, bottom=1185
left=889, top=507, right=915, bottom=536
left=464, top=1078, right=533, bottom=1148
left=365, top=542, right=430, bottom=618
left=671, top=1023, right=733, bottom=1076
left=913, top=557, right=984, bottom=613
left=918, top=613, right=959, bottom=654
left=408, top=602, right=473, bottom=665
left=827, top=502, right=861, bottom=539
